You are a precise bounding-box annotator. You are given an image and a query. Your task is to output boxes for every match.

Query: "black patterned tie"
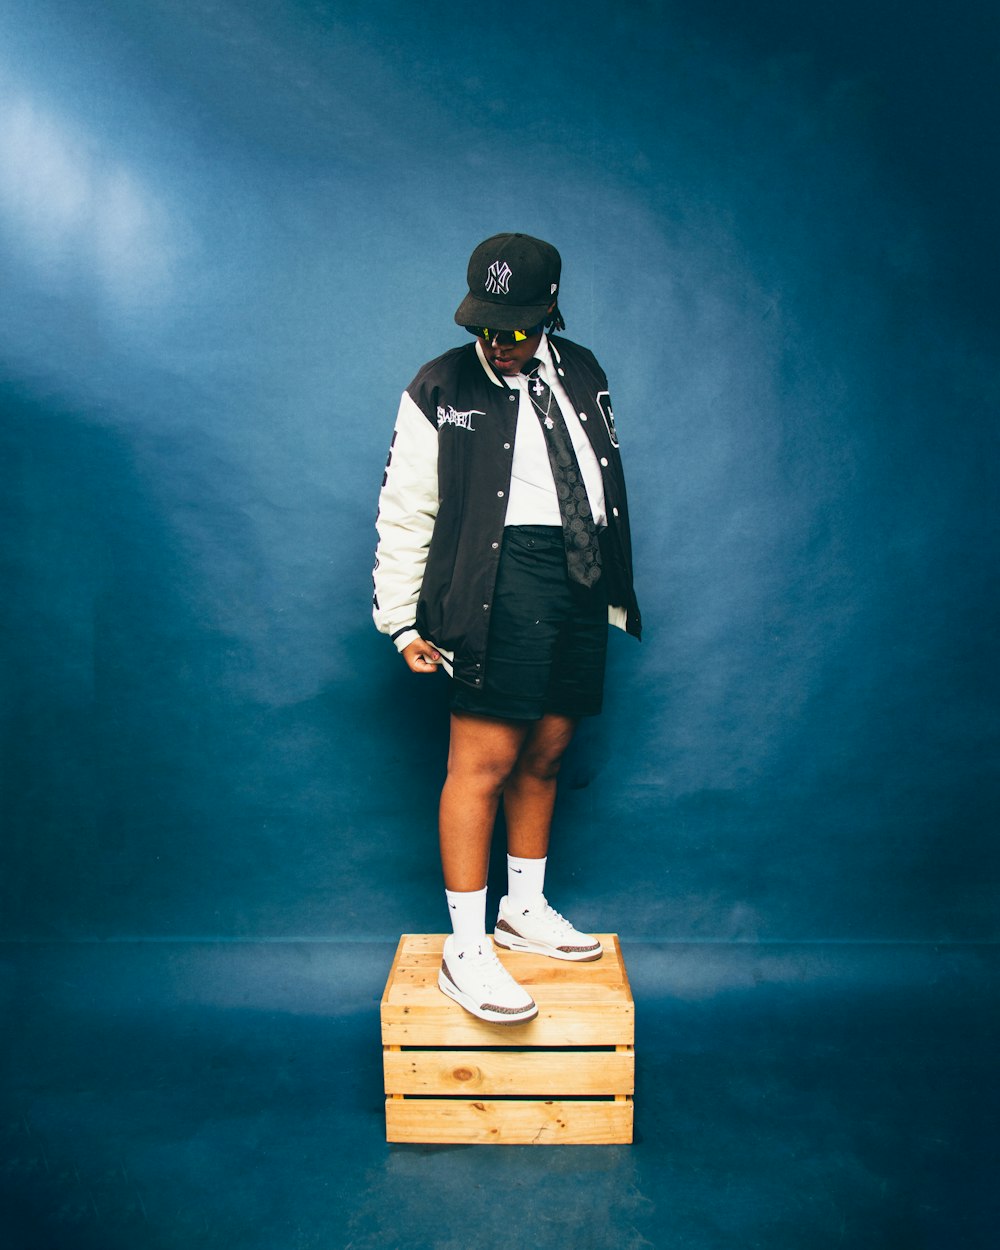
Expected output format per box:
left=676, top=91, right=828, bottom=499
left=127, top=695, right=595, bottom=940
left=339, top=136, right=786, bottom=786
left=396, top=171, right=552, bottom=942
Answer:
left=523, top=358, right=602, bottom=588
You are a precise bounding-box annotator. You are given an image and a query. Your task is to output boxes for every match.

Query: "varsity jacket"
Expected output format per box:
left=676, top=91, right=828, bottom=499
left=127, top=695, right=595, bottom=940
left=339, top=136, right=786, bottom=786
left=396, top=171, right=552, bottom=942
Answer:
left=373, top=335, right=641, bottom=691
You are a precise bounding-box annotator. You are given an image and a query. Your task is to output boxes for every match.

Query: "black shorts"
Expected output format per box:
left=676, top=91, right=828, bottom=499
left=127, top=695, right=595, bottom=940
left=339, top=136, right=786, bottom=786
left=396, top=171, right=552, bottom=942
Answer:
left=450, top=525, right=609, bottom=722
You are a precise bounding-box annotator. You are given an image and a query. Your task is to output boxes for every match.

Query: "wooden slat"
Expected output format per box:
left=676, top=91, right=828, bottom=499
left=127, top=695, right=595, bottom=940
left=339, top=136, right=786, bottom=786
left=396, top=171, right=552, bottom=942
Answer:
left=384, top=1047, right=634, bottom=1096
left=398, top=934, right=444, bottom=952
left=381, top=1000, right=633, bottom=1047
left=380, top=937, right=409, bottom=1007
left=611, top=935, right=634, bottom=1004
left=391, top=958, right=626, bottom=988
left=386, top=980, right=626, bottom=1006
left=385, top=1097, right=633, bottom=1145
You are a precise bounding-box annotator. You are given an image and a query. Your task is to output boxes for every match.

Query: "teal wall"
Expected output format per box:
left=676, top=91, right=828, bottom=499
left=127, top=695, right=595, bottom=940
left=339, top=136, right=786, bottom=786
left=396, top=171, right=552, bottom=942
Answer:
left=1, top=0, right=996, bottom=940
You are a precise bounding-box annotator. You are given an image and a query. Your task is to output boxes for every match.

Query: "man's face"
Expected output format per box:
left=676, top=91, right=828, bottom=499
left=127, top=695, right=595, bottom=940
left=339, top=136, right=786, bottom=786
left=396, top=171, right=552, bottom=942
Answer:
left=478, top=328, right=544, bottom=377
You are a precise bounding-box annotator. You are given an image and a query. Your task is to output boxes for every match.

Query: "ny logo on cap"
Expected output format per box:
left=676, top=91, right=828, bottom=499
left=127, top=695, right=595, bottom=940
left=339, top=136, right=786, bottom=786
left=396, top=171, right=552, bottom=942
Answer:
left=485, top=260, right=512, bottom=295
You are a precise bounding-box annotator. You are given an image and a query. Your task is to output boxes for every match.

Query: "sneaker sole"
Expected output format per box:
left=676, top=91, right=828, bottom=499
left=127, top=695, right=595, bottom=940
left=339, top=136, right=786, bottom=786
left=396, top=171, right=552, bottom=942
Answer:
left=493, top=931, right=603, bottom=962
left=437, top=970, right=538, bottom=1025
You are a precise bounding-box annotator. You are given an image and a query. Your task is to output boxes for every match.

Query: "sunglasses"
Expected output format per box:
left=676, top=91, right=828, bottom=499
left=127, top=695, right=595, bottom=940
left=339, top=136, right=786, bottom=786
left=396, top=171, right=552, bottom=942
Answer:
left=465, top=323, right=544, bottom=346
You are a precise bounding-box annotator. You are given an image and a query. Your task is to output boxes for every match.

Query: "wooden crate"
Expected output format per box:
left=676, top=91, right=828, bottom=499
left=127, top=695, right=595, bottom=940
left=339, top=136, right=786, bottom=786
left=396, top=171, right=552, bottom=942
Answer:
left=380, top=933, right=634, bottom=1145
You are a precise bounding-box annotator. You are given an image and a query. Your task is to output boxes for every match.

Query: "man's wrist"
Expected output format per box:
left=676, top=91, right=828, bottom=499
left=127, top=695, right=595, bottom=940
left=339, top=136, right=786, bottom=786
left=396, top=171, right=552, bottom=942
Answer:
left=392, top=627, right=420, bottom=653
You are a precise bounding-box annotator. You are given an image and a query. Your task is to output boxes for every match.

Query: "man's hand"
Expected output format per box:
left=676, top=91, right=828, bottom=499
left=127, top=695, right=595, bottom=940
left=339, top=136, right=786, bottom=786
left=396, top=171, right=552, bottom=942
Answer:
left=402, top=638, right=442, bottom=674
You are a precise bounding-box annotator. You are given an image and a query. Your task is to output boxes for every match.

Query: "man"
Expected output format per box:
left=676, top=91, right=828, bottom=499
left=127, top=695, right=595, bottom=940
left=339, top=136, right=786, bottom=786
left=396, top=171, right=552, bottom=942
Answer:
left=373, top=233, right=640, bottom=1024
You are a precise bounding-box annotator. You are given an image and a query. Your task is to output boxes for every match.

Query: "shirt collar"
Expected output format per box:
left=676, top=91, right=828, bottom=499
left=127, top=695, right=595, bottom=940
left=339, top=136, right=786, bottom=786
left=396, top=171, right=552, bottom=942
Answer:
left=533, top=332, right=553, bottom=373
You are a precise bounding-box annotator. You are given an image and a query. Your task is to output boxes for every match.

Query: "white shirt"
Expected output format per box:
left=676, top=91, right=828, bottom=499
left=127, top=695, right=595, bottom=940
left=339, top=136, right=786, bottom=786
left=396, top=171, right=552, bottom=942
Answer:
left=502, top=334, right=607, bottom=528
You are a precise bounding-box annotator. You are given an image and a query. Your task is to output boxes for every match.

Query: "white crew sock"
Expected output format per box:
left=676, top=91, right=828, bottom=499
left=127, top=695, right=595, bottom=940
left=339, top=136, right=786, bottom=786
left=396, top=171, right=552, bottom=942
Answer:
left=445, top=887, right=488, bottom=952
left=507, top=854, right=547, bottom=905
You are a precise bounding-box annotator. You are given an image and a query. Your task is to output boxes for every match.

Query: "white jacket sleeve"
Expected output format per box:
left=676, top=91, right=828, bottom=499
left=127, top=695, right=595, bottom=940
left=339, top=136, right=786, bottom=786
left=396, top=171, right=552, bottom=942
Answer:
left=372, top=391, right=439, bottom=651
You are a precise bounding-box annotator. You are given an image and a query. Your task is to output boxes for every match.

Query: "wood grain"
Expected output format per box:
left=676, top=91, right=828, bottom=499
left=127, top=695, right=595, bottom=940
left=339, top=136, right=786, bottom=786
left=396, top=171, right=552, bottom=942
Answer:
left=385, top=1098, right=634, bottom=1145
left=384, top=1047, right=634, bottom=1096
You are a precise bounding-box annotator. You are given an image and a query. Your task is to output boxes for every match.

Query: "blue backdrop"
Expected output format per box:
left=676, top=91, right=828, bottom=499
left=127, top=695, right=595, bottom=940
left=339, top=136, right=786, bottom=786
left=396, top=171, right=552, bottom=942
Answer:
left=1, top=0, right=996, bottom=943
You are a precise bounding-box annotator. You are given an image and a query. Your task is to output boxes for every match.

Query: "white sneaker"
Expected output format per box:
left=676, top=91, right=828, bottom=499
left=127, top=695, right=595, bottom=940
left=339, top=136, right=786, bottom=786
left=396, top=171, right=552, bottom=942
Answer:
left=494, top=895, right=603, bottom=962
left=438, top=936, right=538, bottom=1025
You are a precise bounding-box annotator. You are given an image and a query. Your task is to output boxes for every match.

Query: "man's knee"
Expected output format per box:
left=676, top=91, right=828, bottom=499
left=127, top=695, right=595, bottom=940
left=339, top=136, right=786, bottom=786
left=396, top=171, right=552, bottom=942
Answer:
left=447, top=753, right=518, bottom=795
left=513, top=742, right=569, bottom=784
left=515, top=715, right=576, bottom=781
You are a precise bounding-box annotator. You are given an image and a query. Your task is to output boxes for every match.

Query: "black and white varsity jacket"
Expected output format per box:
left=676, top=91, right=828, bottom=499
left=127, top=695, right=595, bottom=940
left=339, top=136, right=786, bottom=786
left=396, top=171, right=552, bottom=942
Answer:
left=373, top=335, right=641, bottom=691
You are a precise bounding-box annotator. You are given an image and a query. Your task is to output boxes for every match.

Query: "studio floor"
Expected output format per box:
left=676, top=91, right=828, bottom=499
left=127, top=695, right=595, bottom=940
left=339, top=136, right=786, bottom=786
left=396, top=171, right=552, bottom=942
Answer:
left=1, top=940, right=995, bottom=1250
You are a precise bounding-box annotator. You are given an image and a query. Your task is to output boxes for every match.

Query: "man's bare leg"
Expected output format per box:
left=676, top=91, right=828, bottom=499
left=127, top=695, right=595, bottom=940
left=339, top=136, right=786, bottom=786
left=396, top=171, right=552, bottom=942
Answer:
left=439, top=711, right=529, bottom=891
left=437, top=711, right=541, bottom=1024
left=493, top=712, right=602, bottom=959
left=503, top=714, right=578, bottom=858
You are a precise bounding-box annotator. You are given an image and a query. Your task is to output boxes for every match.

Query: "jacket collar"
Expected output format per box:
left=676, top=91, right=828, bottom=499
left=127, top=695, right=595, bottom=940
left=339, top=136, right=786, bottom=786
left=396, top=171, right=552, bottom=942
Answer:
left=474, top=332, right=555, bottom=388
left=475, top=338, right=505, bottom=387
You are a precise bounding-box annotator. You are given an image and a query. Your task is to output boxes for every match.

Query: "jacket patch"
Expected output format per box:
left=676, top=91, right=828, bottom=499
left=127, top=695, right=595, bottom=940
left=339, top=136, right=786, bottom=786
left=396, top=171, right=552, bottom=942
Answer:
left=597, top=390, right=618, bottom=448
left=437, top=405, right=482, bottom=431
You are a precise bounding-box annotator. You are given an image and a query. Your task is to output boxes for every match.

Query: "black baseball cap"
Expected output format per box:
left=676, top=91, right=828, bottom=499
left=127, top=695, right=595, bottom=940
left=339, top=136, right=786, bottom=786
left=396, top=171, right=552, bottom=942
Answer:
left=454, top=233, right=562, bottom=329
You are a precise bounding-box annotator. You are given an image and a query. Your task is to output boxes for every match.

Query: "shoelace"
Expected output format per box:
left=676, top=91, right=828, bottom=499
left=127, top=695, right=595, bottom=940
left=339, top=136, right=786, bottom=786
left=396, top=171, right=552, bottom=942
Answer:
left=541, top=903, right=576, bottom=933
left=460, top=943, right=517, bottom=991
left=520, top=901, right=576, bottom=933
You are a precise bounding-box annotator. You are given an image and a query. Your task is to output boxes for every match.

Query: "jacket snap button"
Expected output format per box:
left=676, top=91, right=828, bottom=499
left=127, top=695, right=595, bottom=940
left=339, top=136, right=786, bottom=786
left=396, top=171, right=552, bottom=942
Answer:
left=491, top=542, right=499, bottom=549
left=612, top=507, right=619, bottom=517
left=504, top=443, right=511, bottom=450
left=579, top=413, right=587, bottom=421
left=600, top=457, right=609, bottom=466
left=497, top=490, right=504, bottom=497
